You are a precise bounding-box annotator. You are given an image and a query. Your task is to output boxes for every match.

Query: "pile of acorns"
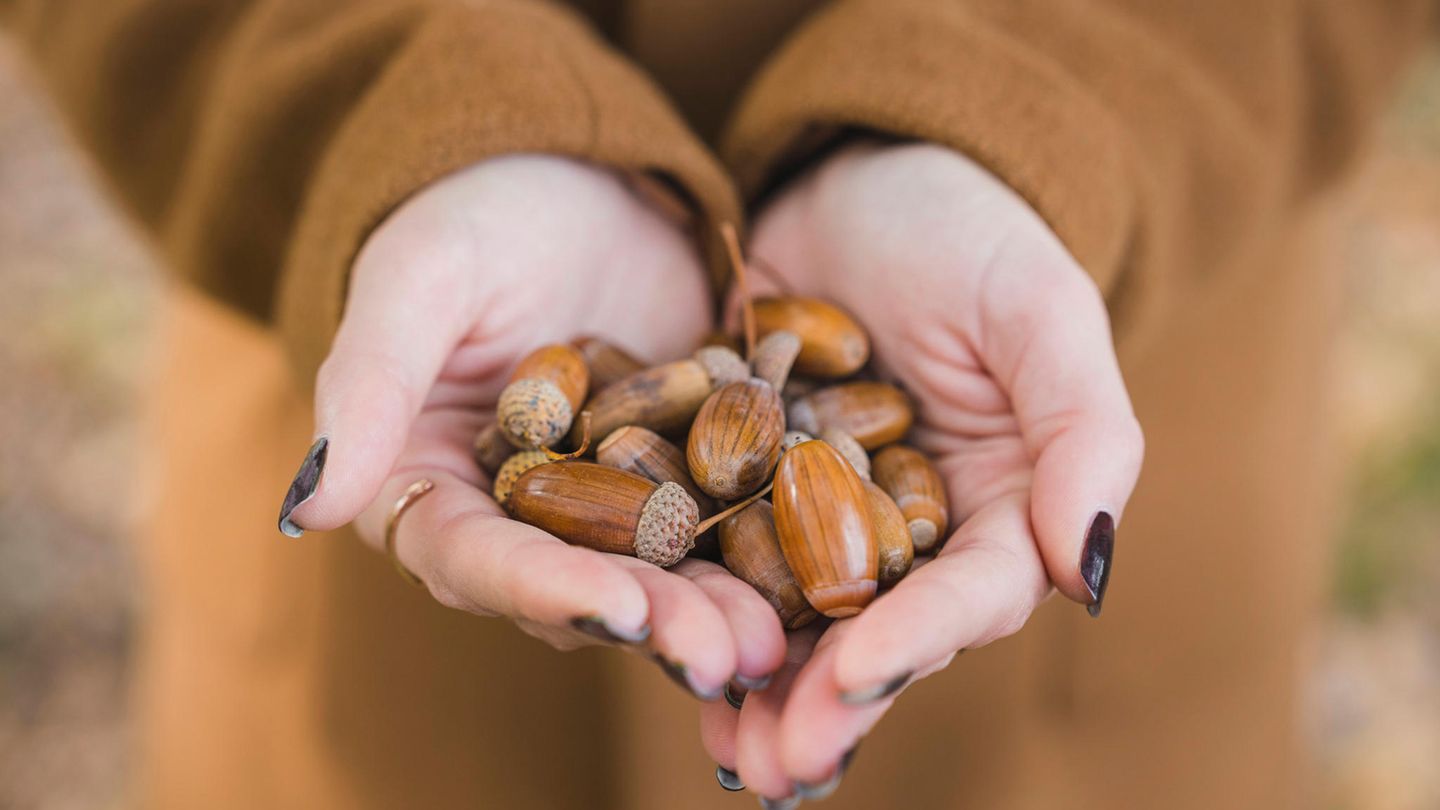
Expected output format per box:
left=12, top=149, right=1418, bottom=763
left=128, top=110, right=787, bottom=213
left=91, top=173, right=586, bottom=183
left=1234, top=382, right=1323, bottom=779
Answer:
left=472, top=285, right=949, bottom=630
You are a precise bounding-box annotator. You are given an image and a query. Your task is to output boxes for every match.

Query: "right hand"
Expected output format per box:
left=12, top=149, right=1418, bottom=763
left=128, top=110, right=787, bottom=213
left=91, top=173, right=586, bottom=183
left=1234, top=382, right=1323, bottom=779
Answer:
left=279, top=154, right=785, bottom=698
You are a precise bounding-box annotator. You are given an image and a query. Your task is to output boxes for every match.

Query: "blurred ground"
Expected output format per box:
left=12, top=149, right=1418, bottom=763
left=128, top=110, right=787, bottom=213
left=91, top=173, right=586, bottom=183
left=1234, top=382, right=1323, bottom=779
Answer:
left=0, top=36, right=1436, bottom=810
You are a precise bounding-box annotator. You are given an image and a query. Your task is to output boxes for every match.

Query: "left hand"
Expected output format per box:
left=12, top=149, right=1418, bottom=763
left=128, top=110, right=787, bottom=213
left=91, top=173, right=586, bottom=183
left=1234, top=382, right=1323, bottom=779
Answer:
left=700, top=141, right=1144, bottom=801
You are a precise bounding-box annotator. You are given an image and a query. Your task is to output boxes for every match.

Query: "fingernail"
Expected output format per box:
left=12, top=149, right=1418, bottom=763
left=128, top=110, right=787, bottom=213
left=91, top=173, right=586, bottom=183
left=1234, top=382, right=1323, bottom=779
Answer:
left=838, top=670, right=911, bottom=705
left=651, top=654, right=723, bottom=702
left=794, top=746, right=858, bottom=800
left=724, top=682, right=745, bottom=710
left=278, top=437, right=328, bottom=537
left=1080, top=511, right=1115, bottom=618
left=735, top=672, right=772, bottom=692
left=570, top=616, right=651, bottom=645
left=716, top=765, right=745, bottom=792
left=759, top=796, right=800, bottom=810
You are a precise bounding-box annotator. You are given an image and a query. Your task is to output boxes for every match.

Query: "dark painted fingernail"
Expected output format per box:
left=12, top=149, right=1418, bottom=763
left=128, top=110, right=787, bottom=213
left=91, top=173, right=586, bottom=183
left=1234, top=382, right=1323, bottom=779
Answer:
left=759, top=797, right=800, bottom=810
left=716, top=765, right=745, bottom=792
left=724, top=682, right=745, bottom=710
left=278, top=438, right=328, bottom=537
left=570, top=616, right=651, bottom=645
left=794, top=746, right=858, bottom=800
left=735, top=672, right=772, bottom=692
left=838, top=670, right=911, bottom=705
left=1080, top=511, right=1115, bottom=618
left=651, top=654, right=723, bottom=702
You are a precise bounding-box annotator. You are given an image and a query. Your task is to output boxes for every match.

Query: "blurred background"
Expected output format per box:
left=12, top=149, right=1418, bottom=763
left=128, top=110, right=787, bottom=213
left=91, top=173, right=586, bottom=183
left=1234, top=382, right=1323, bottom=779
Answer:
left=0, top=34, right=1436, bottom=810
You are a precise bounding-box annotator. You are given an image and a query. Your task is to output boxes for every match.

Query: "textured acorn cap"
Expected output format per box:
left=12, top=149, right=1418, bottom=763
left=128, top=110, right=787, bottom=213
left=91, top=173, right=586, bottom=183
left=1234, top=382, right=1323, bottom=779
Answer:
left=498, top=377, right=573, bottom=449
left=693, top=345, right=749, bottom=388
left=783, top=430, right=814, bottom=450
left=635, top=482, right=700, bottom=567
left=493, top=450, right=549, bottom=505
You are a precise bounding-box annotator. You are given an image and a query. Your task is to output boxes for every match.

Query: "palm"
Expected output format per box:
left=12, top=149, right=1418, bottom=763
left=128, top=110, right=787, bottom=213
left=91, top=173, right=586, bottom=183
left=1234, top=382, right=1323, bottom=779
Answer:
left=706, top=142, right=1143, bottom=799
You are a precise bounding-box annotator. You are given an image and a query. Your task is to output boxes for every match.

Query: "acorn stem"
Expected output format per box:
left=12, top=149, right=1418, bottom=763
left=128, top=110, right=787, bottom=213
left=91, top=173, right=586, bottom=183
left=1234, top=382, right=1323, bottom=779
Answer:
left=543, top=411, right=592, bottom=460
left=720, top=222, right=757, bottom=361
left=695, top=480, right=775, bottom=536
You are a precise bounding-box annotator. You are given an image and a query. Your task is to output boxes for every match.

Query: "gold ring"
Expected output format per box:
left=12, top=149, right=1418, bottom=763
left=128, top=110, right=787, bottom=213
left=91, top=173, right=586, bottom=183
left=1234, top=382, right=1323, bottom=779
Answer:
left=384, top=478, right=434, bottom=588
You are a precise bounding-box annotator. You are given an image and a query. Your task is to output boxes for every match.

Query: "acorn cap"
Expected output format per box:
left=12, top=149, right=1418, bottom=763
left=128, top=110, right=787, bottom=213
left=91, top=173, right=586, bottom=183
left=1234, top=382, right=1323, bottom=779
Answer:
left=907, top=518, right=939, bottom=551
left=693, top=346, right=749, bottom=388
left=498, top=377, right=573, bottom=449
left=635, top=482, right=700, bottom=567
left=493, top=450, right=549, bottom=505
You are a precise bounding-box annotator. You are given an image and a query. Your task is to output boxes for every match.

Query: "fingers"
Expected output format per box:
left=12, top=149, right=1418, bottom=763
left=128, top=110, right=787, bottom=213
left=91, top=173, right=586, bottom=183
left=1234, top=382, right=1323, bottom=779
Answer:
left=830, top=492, right=1050, bottom=698
left=283, top=211, right=477, bottom=535
left=670, top=558, right=788, bottom=688
left=610, top=557, right=738, bottom=700
left=982, top=255, right=1144, bottom=610
left=733, top=627, right=825, bottom=801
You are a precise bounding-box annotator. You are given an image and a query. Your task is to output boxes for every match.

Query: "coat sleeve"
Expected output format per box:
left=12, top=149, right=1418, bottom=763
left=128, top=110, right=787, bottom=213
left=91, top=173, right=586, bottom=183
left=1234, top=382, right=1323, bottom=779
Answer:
left=721, top=0, right=1437, bottom=331
left=1, top=0, right=740, bottom=379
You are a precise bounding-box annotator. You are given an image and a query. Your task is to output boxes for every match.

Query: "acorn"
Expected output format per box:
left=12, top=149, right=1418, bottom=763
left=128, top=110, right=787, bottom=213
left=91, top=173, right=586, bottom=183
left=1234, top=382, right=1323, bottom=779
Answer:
left=571, top=336, right=645, bottom=389
left=687, top=378, right=785, bottom=501
left=751, top=329, right=802, bottom=392
left=492, top=450, right=550, bottom=506
left=497, top=344, right=590, bottom=449
left=576, top=346, right=747, bottom=446
left=507, top=462, right=700, bottom=567
left=772, top=440, right=878, bottom=617
left=820, top=428, right=870, bottom=481
left=473, top=422, right=514, bottom=477
left=719, top=500, right=818, bottom=629
left=597, top=426, right=713, bottom=518
left=782, top=430, right=814, bottom=450
left=864, top=481, right=913, bottom=586
left=788, top=381, right=914, bottom=450
left=872, top=445, right=950, bottom=553
left=754, top=296, right=869, bottom=378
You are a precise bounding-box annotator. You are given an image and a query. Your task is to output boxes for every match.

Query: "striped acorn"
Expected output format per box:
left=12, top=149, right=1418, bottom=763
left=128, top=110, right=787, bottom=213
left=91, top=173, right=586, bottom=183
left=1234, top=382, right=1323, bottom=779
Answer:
left=570, top=336, right=646, bottom=389
left=864, top=481, right=914, bottom=586
left=687, top=378, right=785, bottom=501
left=772, top=440, right=878, bottom=617
left=497, top=344, right=590, bottom=449
left=872, top=445, right=950, bottom=553
left=598, top=425, right=714, bottom=519
left=719, top=500, right=818, bottom=629
left=754, top=296, right=869, bottom=378
left=574, top=346, right=747, bottom=447
left=788, top=381, right=914, bottom=451
left=506, top=462, right=699, bottom=567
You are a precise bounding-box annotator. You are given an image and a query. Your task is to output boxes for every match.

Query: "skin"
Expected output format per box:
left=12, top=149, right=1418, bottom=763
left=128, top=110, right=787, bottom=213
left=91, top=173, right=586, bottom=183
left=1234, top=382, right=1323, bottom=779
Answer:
left=284, top=154, right=786, bottom=697
left=701, top=141, right=1145, bottom=800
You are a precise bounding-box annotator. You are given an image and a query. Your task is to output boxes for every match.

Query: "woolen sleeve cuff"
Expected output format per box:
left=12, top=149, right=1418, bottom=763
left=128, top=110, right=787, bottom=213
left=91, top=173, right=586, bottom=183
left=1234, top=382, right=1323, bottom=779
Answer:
left=277, top=0, right=740, bottom=383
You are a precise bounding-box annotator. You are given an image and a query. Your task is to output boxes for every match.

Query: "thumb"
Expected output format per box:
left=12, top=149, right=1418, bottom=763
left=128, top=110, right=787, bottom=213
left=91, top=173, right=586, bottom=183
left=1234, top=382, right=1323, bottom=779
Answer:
left=983, top=255, right=1144, bottom=615
left=278, top=227, right=471, bottom=536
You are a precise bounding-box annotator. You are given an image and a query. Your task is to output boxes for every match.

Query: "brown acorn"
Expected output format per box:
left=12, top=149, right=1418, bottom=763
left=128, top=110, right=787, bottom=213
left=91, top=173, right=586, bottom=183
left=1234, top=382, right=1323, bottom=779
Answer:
left=820, top=428, right=870, bottom=481
left=492, top=449, right=549, bottom=506
left=473, top=422, right=514, bottom=477
left=788, top=381, right=914, bottom=450
left=751, top=330, right=802, bottom=392
left=754, top=296, right=869, bottom=378
left=597, top=426, right=713, bottom=518
left=570, top=336, right=645, bottom=389
left=719, top=500, right=818, bottom=630
left=687, top=379, right=785, bottom=501
left=864, top=481, right=913, bottom=586
left=497, top=344, right=590, bottom=449
left=772, top=440, right=878, bottom=617
left=576, top=347, right=747, bottom=446
left=872, top=445, right=950, bottom=553
left=507, top=462, right=699, bottom=567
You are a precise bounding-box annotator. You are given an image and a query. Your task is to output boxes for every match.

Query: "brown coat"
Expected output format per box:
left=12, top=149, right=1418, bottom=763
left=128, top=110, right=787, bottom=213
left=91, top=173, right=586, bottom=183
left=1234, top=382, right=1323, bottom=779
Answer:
left=3, top=1, right=1436, bottom=807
